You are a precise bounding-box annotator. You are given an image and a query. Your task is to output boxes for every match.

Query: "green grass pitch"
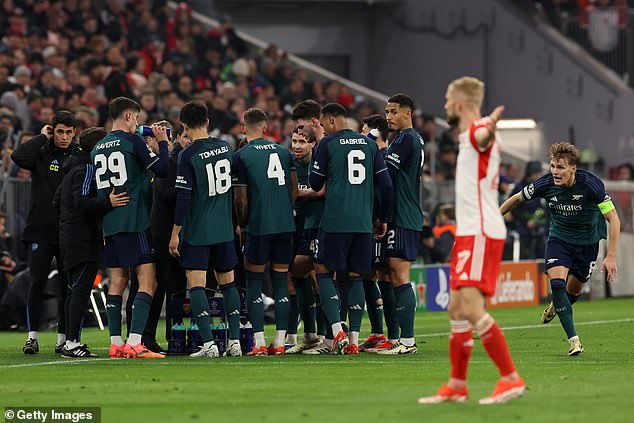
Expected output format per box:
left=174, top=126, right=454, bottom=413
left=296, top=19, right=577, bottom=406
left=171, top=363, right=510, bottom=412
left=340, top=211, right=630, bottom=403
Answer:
left=1, top=298, right=633, bottom=423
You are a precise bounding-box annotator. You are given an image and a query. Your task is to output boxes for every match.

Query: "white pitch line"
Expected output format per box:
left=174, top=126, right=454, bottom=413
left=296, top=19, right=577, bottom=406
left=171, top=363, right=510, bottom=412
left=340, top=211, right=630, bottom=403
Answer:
left=2, top=358, right=114, bottom=368
left=415, top=317, right=634, bottom=338
left=4, top=317, right=632, bottom=369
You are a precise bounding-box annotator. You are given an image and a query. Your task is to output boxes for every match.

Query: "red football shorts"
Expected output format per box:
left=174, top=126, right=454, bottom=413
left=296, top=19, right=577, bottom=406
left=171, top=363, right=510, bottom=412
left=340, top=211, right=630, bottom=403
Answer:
left=449, top=234, right=505, bottom=297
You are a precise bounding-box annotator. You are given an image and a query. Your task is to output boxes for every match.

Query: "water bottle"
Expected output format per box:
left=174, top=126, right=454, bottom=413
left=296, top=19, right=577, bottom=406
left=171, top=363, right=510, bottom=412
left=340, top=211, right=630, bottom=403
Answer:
left=241, top=322, right=254, bottom=354
left=186, top=320, right=203, bottom=354
left=168, top=323, right=186, bottom=355
left=213, top=322, right=227, bottom=355
left=135, top=125, right=171, bottom=138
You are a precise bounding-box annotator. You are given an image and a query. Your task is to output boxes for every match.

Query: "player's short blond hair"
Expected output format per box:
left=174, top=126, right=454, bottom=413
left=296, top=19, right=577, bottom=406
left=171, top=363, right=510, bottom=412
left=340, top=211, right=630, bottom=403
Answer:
left=448, top=76, right=485, bottom=108
left=549, top=142, right=579, bottom=166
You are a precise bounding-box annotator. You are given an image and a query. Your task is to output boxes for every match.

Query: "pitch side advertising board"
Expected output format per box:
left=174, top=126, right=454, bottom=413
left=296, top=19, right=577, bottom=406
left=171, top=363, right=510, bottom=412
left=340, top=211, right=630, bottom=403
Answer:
left=412, top=261, right=541, bottom=312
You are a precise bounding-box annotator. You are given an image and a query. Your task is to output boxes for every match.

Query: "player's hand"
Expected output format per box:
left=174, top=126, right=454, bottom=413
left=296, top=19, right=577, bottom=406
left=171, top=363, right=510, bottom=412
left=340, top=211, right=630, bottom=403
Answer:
left=169, top=233, right=180, bottom=258
left=146, top=136, right=160, bottom=154
left=374, top=221, right=387, bottom=240
left=41, top=125, right=53, bottom=138
left=109, top=188, right=129, bottom=207
left=601, top=254, right=618, bottom=282
left=151, top=125, right=169, bottom=142
left=488, top=105, right=505, bottom=130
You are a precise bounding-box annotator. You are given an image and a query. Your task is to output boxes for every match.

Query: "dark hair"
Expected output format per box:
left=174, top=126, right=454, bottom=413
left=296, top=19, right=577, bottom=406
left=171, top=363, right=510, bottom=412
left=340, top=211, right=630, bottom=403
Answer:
left=108, top=96, right=141, bottom=120
left=243, top=108, right=267, bottom=127
left=362, top=114, right=389, bottom=141
left=52, top=110, right=77, bottom=129
left=79, top=126, right=107, bottom=152
left=174, top=123, right=185, bottom=139
left=180, top=101, right=208, bottom=129
left=291, top=99, right=321, bottom=121
left=320, top=103, right=347, bottom=118
left=387, top=93, right=415, bottom=111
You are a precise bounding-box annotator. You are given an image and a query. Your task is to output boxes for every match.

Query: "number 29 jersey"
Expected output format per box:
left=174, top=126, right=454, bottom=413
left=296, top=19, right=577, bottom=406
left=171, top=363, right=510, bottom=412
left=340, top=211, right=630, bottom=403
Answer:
left=91, top=130, right=157, bottom=237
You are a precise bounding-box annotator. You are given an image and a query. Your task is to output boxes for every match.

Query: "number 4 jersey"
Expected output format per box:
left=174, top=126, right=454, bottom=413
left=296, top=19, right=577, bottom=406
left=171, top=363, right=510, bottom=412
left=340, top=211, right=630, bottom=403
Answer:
left=232, top=137, right=295, bottom=236
left=175, top=138, right=234, bottom=246
left=92, top=130, right=160, bottom=237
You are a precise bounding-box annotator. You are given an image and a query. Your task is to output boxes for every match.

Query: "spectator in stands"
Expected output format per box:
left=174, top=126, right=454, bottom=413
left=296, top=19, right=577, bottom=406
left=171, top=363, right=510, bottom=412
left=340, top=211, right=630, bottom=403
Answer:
left=614, top=162, right=634, bottom=180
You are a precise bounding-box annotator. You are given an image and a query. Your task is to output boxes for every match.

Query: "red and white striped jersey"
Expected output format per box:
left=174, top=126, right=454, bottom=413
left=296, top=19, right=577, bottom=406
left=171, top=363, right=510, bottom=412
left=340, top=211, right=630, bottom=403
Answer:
left=455, top=118, right=507, bottom=239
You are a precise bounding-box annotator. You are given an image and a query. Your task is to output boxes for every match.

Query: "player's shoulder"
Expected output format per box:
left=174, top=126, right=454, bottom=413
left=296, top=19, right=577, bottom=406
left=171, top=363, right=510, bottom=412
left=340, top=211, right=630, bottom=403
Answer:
left=576, top=169, right=605, bottom=193
left=179, top=141, right=202, bottom=162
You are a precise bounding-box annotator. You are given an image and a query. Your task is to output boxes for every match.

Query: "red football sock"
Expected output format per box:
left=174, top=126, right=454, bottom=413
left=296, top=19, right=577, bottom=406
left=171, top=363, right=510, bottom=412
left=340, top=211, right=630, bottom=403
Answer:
left=449, top=320, right=473, bottom=381
left=477, top=315, right=516, bottom=377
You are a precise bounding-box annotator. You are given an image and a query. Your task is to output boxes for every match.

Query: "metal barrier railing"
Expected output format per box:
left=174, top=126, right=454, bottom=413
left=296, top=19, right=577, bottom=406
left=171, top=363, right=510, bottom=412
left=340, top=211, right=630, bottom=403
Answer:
left=0, top=176, right=31, bottom=240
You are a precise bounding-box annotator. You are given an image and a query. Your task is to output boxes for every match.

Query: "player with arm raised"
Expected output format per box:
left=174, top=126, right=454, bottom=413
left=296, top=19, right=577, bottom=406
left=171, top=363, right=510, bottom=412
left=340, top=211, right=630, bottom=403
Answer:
left=91, top=97, right=169, bottom=359
left=233, top=108, right=298, bottom=356
left=309, top=103, right=393, bottom=354
left=419, top=76, right=525, bottom=405
left=500, top=142, right=619, bottom=356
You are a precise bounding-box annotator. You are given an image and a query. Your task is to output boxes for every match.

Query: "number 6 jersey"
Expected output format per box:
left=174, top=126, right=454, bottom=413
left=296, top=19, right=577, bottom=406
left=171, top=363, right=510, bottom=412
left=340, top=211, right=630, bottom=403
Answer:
left=92, top=130, right=166, bottom=237
left=310, top=129, right=388, bottom=233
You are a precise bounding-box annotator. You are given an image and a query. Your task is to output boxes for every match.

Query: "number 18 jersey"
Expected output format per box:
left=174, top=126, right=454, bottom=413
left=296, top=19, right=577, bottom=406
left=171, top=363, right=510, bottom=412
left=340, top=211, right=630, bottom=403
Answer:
left=176, top=138, right=234, bottom=246
left=92, top=130, right=157, bottom=237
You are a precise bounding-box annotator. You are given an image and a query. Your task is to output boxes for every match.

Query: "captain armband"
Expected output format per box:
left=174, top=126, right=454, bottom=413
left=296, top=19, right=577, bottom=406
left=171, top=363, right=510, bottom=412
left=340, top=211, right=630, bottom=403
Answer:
left=598, top=199, right=615, bottom=214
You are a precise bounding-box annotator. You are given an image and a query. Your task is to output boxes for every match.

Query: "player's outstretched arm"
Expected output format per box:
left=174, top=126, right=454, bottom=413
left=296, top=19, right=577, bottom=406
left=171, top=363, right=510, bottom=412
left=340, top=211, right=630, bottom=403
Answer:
left=499, top=191, right=524, bottom=216
left=602, top=209, right=620, bottom=282
left=473, top=105, right=505, bottom=149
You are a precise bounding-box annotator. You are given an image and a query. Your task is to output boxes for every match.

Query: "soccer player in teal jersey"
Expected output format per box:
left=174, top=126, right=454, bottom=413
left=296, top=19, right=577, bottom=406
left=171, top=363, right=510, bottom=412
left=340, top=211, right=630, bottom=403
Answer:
left=501, top=142, right=620, bottom=356
left=358, top=114, right=395, bottom=352
left=168, top=102, right=243, bottom=358
left=380, top=94, right=425, bottom=355
left=290, top=100, right=332, bottom=355
left=285, top=125, right=323, bottom=354
left=233, top=108, right=298, bottom=356
left=91, top=97, right=169, bottom=359
left=309, top=103, right=393, bottom=354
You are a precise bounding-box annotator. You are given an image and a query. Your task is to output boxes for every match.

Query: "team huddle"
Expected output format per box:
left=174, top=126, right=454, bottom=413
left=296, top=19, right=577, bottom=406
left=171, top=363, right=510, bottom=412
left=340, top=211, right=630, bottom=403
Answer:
left=13, top=76, right=620, bottom=406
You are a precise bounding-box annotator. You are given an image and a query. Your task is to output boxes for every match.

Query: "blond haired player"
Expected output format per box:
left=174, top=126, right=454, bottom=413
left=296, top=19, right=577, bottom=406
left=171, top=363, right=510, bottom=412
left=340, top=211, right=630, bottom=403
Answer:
left=419, top=77, right=525, bottom=405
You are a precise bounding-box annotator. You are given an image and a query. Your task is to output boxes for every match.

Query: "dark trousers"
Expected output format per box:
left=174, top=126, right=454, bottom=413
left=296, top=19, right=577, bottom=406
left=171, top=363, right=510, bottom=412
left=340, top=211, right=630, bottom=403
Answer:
left=26, top=242, right=67, bottom=334
left=64, top=262, right=98, bottom=342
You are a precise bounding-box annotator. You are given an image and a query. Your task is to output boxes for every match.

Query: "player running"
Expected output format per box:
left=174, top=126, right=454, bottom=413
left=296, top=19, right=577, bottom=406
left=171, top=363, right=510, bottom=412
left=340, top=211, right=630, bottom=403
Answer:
left=500, top=142, right=620, bottom=356
left=419, top=76, right=525, bottom=405
left=169, top=102, right=243, bottom=358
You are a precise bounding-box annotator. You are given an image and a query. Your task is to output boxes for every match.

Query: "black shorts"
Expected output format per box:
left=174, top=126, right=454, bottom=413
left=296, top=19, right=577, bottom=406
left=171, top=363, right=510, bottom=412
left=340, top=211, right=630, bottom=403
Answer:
left=545, top=237, right=599, bottom=284
left=102, top=229, right=154, bottom=268
left=243, top=232, right=294, bottom=265
left=178, top=240, right=238, bottom=272
left=384, top=224, right=420, bottom=262
left=313, top=230, right=372, bottom=275
left=372, top=238, right=387, bottom=269
left=295, top=228, right=317, bottom=257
